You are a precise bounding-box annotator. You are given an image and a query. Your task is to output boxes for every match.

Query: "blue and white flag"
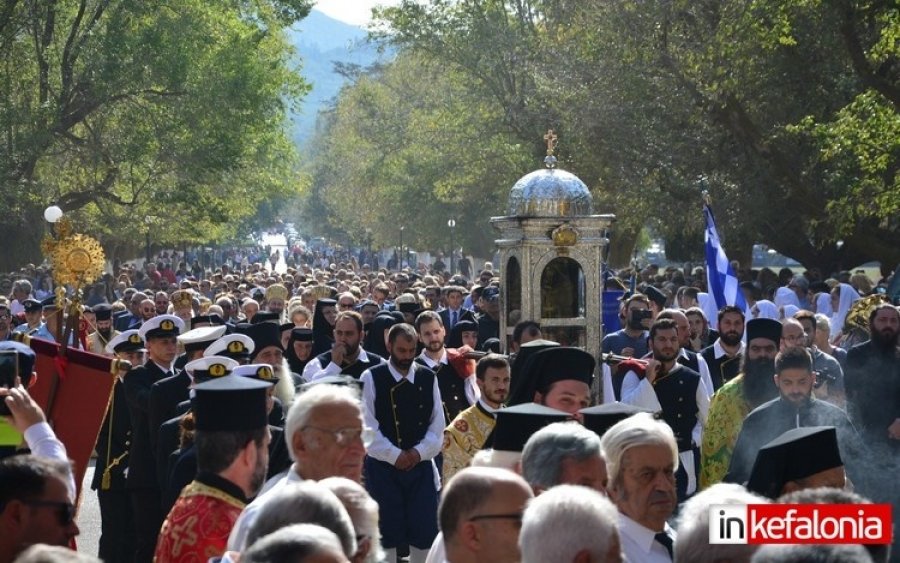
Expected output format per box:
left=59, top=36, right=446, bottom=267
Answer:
left=704, top=203, right=746, bottom=312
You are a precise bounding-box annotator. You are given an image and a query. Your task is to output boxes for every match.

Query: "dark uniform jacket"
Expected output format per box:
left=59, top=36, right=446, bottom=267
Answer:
left=92, top=379, right=132, bottom=491
left=124, top=361, right=170, bottom=489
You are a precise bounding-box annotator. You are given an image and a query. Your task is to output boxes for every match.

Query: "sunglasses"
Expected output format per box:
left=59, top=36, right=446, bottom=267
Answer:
left=22, top=500, right=76, bottom=526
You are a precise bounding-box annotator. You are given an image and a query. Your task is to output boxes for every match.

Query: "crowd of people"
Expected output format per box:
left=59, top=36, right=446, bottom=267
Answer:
left=0, top=245, right=897, bottom=563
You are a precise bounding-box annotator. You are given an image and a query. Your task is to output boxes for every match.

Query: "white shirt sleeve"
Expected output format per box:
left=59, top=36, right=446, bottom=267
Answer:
left=620, top=371, right=662, bottom=411
left=24, top=422, right=76, bottom=498
left=302, top=358, right=325, bottom=381
left=464, top=375, right=480, bottom=405
left=696, top=354, right=714, bottom=398
left=360, top=369, right=402, bottom=465
left=309, top=359, right=343, bottom=381
left=414, top=375, right=446, bottom=461
left=601, top=364, right=616, bottom=404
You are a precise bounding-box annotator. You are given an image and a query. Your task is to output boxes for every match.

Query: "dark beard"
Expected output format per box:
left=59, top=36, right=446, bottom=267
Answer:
left=99, top=328, right=112, bottom=339
left=721, top=331, right=743, bottom=347
left=871, top=329, right=899, bottom=352
left=741, top=357, right=779, bottom=408
left=392, top=357, right=414, bottom=371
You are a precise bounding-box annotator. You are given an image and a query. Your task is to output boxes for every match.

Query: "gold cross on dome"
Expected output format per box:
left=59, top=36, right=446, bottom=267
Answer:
left=543, top=129, right=558, bottom=156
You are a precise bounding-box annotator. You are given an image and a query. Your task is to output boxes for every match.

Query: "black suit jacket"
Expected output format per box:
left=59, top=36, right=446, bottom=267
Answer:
left=123, top=361, right=169, bottom=489
left=156, top=413, right=184, bottom=493
left=91, top=379, right=132, bottom=491
left=148, top=371, right=190, bottom=455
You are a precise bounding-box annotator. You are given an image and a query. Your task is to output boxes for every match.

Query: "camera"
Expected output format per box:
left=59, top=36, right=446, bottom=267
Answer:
left=631, top=309, right=653, bottom=326
left=0, top=350, right=19, bottom=416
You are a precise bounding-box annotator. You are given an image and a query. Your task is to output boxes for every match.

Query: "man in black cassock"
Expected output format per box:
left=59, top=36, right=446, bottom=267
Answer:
left=725, top=347, right=861, bottom=486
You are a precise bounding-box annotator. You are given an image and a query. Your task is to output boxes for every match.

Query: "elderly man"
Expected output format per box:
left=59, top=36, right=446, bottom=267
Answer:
left=519, top=485, right=622, bottom=563
left=601, top=413, right=679, bottom=563
left=439, top=467, right=533, bottom=563
left=521, top=422, right=608, bottom=494
left=0, top=456, right=80, bottom=562
left=228, top=383, right=367, bottom=550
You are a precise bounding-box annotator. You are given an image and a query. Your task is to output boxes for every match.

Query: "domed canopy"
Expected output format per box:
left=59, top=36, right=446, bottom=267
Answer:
left=506, top=165, right=594, bottom=218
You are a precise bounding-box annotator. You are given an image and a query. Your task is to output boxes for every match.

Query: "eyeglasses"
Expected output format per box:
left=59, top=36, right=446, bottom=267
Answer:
left=468, top=512, right=523, bottom=523
left=302, top=426, right=374, bottom=447
left=22, top=500, right=76, bottom=526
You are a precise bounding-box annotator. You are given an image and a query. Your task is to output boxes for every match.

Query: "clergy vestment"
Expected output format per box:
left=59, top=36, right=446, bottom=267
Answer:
left=442, top=400, right=497, bottom=482
left=700, top=374, right=750, bottom=489
left=154, top=472, right=247, bottom=563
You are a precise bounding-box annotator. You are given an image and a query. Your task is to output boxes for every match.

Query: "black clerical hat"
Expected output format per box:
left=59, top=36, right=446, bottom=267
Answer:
left=193, top=375, right=269, bottom=432
left=746, top=426, right=843, bottom=499
left=579, top=403, right=655, bottom=438
left=92, top=304, right=113, bottom=321
left=491, top=403, right=572, bottom=452
left=190, top=314, right=225, bottom=329
left=644, top=286, right=667, bottom=309
left=237, top=321, right=283, bottom=357
left=455, top=320, right=478, bottom=333
left=508, top=346, right=594, bottom=406
left=291, top=327, right=313, bottom=342
left=251, top=311, right=281, bottom=325
left=746, top=318, right=782, bottom=345
left=507, top=339, right=560, bottom=406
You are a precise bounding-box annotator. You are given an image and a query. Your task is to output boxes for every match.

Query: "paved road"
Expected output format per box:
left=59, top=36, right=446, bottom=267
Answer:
left=76, top=461, right=101, bottom=556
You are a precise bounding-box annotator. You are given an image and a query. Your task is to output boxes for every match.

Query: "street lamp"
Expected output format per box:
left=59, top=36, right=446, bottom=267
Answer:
left=145, top=215, right=157, bottom=263
left=447, top=219, right=457, bottom=274
left=398, top=226, right=405, bottom=272
left=44, top=205, right=63, bottom=223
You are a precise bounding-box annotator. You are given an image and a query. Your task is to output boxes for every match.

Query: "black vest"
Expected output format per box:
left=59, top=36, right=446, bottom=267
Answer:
left=314, top=349, right=384, bottom=379
left=653, top=365, right=701, bottom=452
left=701, top=346, right=742, bottom=391
left=371, top=363, right=437, bottom=450
left=415, top=358, right=470, bottom=423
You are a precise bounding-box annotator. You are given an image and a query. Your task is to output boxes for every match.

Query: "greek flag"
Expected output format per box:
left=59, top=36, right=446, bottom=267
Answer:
left=704, top=203, right=746, bottom=311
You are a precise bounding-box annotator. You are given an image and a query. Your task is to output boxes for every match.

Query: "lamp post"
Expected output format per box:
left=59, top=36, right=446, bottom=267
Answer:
left=398, top=226, right=405, bottom=271
left=145, top=216, right=157, bottom=264
left=447, top=219, right=457, bottom=274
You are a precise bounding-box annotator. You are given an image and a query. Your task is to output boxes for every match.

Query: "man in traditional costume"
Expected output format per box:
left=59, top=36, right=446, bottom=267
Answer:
left=154, top=374, right=271, bottom=562
left=442, top=354, right=510, bottom=482
left=699, top=318, right=781, bottom=488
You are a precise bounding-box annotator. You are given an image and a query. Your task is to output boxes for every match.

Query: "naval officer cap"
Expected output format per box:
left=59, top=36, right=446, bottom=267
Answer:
left=105, top=329, right=145, bottom=355
left=204, top=334, right=255, bottom=361
left=232, top=363, right=279, bottom=384
left=185, top=355, right=239, bottom=384
left=138, top=314, right=185, bottom=340
left=22, top=298, right=42, bottom=313
left=177, top=325, right=228, bottom=354
left=192, top=375, right=270, bottom=432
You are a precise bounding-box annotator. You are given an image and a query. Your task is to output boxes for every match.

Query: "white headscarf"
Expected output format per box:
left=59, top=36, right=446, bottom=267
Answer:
left=829, top=283, right=860, bottom=335
left=698, top=292, right=720, bottom=330
left=782, top=304, right=800, bottom=320
left=752, top=299, right=779, bottom=320
left=774, top=286, right=800, bottom=309
left=815, top=292, right=832, bottom=317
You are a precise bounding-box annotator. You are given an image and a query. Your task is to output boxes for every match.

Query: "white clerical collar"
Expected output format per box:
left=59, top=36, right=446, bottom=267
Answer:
left=477, top=398, right=498, bottom=414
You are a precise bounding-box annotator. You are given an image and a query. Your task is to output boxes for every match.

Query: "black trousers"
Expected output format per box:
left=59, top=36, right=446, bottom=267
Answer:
left=130, top=488, right=163, bottom=563
left=98, top=489, right=135, bottom=563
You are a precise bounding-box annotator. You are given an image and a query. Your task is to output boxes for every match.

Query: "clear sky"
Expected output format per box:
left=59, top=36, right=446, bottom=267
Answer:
left=314, top=0, right=402, bottom=27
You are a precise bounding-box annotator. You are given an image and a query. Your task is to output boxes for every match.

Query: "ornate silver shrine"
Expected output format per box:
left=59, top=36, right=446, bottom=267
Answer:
left=491, top=130, right=615, bottom=369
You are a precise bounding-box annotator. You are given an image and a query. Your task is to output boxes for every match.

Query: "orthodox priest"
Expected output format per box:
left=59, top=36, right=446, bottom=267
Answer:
left=154, top=374, right=271, bottom=562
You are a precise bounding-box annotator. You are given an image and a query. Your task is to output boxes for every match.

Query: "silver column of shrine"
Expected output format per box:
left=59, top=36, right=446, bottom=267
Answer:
left=491, top=131, right=615, bottom=373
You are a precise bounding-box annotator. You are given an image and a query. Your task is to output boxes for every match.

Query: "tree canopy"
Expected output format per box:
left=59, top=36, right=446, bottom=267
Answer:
left=305, top=0, right=899, bottom=272
left=0, top=0, right=311, bottom=269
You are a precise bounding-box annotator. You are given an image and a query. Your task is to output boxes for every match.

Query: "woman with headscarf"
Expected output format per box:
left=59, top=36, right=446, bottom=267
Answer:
left=829, top=283, right=860, bottom=337
left=773, top=286, right=800, bottom=310
left=751, top=299, right=779, bottom=320
left=311, top=298, right=337, bottom=356
left=362, top=311, right=403, bottom=359
left=815, top=292, right=833, bottom=317
left=284, top=327, right=315, bottom=377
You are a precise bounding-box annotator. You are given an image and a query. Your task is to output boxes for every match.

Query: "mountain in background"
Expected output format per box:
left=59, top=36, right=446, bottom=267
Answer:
left=287, top=9, right=389, bottom=147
